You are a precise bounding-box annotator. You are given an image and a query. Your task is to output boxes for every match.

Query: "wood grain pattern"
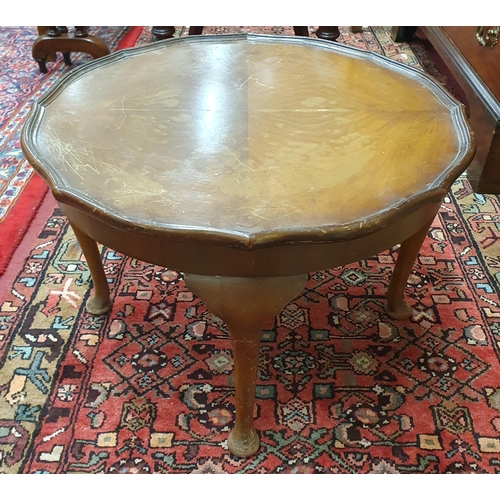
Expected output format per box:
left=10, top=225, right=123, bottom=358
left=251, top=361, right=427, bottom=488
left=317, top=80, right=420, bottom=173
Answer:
left=23, top=35, right=473, bottom=249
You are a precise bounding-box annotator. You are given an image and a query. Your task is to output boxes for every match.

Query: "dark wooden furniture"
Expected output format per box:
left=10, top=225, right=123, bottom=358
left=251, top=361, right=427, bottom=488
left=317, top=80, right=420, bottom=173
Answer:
left=186, top=26, right=311, bottom=37
left=392, top=26, right=500, bottom=195
left=315, top=26, right=341, bottom=41
left=151, top=26, right=176, bottom=41
left=33, top=26, right=110, bottom=73
left=151, top=26, right=341, bottom=41
left=21, top=34, right=474, bottom=458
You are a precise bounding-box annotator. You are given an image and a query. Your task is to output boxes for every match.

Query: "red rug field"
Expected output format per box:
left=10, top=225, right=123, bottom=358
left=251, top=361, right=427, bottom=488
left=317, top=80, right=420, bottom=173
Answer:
left=1, top=26, right=500, bottom=474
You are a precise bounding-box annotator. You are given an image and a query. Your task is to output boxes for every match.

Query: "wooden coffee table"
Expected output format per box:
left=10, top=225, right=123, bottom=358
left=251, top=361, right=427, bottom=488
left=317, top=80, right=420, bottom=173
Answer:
left=21, top=34, right=475, bottom=458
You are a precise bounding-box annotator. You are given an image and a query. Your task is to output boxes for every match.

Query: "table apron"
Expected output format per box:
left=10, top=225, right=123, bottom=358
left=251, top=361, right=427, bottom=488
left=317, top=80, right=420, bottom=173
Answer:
left=58, top=201, right=441, bottom=278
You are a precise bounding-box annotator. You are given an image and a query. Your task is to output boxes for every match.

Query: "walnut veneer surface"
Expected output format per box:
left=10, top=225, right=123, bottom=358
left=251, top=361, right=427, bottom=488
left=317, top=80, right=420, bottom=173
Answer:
left=25, top=35, right=471, bottom=247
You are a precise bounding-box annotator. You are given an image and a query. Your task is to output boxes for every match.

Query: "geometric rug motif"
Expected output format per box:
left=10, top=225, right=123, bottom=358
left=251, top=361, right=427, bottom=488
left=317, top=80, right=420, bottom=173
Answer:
left=0, top=26, right=168, bottom=275
left=1, top=26, right=500, bottom=474
left=0, top=180, right=498, bottom=473
left=0, top=26, right=132, bottom=221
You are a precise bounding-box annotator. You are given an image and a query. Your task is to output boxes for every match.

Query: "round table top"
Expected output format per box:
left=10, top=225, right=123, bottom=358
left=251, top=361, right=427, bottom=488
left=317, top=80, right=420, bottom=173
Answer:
left=22, top=34, right=474, bottom=248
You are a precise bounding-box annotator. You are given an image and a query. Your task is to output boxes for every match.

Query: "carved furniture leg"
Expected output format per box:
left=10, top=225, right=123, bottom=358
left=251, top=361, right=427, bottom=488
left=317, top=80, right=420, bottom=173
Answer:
left=385, top=217, right=435, bottom=320
left=36, top=26, right=56, bottom=62
left=315, top=27, right=341, bottom=41
left=184, top=273, right=307, bottom=458
left=62, top=52, right=72, bottom=65
left=69, top=223, right=112, bottom=315
left=151, top=26, right=176, bottom=41
left=188, top=27, right=204, bottom=35
left=59, top=25, right=71, bottom=66
left=33, top=26, right=110, bottom=74
left=293, top=27, right=310, bottom=37
left=188, top=27, right=309, bottom=37
left=33, top=26, right=61, bottom=73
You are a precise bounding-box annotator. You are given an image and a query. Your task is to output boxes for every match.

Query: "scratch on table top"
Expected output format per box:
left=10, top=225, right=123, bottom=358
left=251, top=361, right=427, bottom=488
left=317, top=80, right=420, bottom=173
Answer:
left=201, top=120, right=255, bottom=173
left=47, top=135, right=86, bottom=179
left=45, top=132, right=119, bottom=179
left=238, top=74, right=274, bottom=90
left=253, top=79, right=274, bottom=89
left=238, top=73, right=255, bottom=89
left=250, top=200, right=300, bottom=222
left=115, top=93, right=129, bottom=130
left=222, top=145, right=255, bottom=172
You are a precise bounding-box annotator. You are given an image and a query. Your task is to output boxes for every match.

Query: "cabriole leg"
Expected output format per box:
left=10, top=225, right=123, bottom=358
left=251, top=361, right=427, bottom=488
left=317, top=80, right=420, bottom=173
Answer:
left=69, top=223, right=112, bottom=315
left=184, top=273, right=307, bottom=458
left=385, top=217, right=435, bottom=320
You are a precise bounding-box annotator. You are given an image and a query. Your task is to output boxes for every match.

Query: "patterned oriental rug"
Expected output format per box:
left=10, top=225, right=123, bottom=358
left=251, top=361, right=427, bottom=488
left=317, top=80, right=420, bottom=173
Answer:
left=1, top=26, right=500, bottom=474
left=0, top=26, right=160, bottom=276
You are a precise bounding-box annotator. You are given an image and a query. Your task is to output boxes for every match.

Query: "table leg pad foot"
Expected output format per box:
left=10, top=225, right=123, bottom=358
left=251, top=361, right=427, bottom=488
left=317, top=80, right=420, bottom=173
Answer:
left=385, top=301, right=412, bottom=320
left=86, top=295, right=112, bottom=315
left=228, top=429, right=260, bottom=458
